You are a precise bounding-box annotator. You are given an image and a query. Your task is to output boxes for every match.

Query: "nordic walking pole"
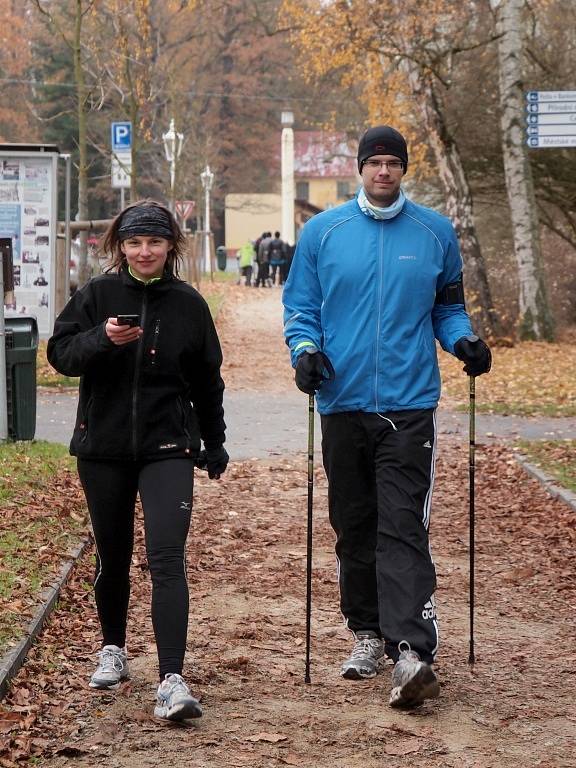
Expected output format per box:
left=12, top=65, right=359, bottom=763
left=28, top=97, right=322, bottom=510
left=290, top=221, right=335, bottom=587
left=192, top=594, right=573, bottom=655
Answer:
left=305, top=392, right=314, bottom=684
left=468, top=374, right=476, bottom=666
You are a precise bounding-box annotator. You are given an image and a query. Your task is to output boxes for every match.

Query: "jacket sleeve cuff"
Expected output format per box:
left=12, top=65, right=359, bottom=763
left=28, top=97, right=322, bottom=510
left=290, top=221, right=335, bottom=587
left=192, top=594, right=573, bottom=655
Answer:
left=203, top=434, right=226, bottom=451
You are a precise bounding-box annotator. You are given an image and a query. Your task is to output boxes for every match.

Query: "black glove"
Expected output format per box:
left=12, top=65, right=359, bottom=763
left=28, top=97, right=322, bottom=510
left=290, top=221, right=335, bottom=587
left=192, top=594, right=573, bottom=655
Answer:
left=454, top=335, right=492, bottom=376
left=195, top=445, right=229, bottom=479
left=295, top=349, right=335, bottom=395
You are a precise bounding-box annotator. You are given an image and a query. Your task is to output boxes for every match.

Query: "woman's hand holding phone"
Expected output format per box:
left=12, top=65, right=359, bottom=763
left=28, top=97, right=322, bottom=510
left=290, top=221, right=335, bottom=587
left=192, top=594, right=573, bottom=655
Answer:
left=106, top=316, right=143, bottom=345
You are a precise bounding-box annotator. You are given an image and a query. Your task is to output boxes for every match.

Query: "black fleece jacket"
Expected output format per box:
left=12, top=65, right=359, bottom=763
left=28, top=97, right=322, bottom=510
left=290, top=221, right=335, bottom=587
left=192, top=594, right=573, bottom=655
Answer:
left=47, top=267, right=225, bottom=461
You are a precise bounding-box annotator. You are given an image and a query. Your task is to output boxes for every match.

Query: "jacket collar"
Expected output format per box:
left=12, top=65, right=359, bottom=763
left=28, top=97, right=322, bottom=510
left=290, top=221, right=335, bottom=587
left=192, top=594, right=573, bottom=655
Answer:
left=119, top=263, right=176, bottom=292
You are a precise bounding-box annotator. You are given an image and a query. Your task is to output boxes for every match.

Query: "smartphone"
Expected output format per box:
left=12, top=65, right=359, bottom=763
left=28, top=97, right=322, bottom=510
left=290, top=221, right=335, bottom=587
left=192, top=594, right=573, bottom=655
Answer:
left=116, top=314, right=140, bottom=327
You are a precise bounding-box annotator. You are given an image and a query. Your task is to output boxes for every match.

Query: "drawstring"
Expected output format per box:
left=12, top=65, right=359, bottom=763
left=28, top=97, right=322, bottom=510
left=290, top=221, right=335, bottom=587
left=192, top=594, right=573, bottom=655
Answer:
left=377, top=414, right=398, bottom=431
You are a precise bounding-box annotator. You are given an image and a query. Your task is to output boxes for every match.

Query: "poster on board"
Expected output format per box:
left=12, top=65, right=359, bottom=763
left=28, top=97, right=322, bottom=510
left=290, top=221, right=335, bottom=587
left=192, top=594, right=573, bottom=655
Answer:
left=0, top=148, right=58, bottom=337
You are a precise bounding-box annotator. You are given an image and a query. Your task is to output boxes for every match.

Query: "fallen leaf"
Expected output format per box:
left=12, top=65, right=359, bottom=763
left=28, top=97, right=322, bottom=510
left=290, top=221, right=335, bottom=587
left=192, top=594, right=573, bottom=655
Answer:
left=384, top=739, right=422, bottom=756
left=246, top=732, right=288, bottom=743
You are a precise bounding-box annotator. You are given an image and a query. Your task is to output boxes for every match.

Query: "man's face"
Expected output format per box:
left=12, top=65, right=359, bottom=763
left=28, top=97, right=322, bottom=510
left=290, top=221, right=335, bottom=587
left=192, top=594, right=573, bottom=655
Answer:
left=361, top=154, right=405, bottom=207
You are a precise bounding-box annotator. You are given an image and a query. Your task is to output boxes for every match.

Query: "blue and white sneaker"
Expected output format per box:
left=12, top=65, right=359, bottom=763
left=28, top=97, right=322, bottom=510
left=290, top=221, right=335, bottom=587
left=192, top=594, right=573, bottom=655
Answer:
left=340, top=631, right=386, bottom=679
left=154, top=673, right=203, bottom=721
left=89, top=645, right=129, bottom=689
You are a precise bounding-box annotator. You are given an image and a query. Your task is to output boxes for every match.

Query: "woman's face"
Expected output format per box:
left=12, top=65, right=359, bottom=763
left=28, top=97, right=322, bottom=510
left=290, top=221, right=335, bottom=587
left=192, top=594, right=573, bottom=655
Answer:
left=120, top=235, right=172, bottom=280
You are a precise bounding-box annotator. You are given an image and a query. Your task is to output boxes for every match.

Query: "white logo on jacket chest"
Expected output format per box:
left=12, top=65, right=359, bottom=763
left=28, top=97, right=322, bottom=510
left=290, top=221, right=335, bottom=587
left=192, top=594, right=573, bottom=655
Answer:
left=398, top=254, right=417, bottom=260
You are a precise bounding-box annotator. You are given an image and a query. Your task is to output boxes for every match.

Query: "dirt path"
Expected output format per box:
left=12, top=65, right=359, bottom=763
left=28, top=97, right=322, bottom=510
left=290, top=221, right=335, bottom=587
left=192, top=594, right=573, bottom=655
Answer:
left=2, top=286, right=576, bottom=767
left=217, top=285, right=295, bottom=393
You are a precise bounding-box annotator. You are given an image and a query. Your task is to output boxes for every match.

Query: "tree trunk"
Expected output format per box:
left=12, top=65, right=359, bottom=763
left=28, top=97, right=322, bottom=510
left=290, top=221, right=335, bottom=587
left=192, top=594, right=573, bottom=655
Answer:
left=492, top=0, right=555, bottom=340
left=74, top=0, right=90, bottom=287
left=408, top=68, right=503, bottom=340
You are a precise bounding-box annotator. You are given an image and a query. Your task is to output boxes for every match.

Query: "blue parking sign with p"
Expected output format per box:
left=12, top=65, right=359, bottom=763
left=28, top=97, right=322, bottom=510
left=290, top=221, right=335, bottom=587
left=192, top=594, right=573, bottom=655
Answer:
left=111, top=122, right=132, bottom=151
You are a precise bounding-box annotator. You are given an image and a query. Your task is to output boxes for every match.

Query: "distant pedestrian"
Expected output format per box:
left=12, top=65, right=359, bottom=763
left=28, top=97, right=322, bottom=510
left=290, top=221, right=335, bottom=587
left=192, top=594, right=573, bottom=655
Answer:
left=269, top=231, right=286, bottom=286
left=47, top=200, right=228, bottom=722
left=281, top=242, right=295, bottom=284
left=238, top=239, right=255, bottom=286
left=255, top=231, right=272, bottom=287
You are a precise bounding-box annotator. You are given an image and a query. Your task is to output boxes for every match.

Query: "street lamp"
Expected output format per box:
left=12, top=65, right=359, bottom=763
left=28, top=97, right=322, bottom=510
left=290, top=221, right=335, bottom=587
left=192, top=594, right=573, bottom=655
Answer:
left=200, top=164, right=214, bottom=274
left=162, top=118, right=184, bottom=212
left=281, top=110, right=295, bottom=247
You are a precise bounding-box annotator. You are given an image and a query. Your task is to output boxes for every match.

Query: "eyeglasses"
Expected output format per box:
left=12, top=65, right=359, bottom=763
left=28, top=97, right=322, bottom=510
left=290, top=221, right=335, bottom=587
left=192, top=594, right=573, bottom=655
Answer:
left=363, top=159, right=404, bottom=171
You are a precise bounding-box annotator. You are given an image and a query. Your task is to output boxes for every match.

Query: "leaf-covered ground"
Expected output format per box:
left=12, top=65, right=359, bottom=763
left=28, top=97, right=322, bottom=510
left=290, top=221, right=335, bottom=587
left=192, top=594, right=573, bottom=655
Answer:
left=439, top=340, right=576, bottom=416
left=0, top=443, right=88, bottom=657
left=3, top=286, right=575, bottom=766
left=1, top=446, right=575, bottom=767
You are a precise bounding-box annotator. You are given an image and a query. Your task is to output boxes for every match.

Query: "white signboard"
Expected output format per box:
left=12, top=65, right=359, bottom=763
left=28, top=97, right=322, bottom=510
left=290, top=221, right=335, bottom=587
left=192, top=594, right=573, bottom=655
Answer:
left=527, top=124, right=576, bottom=136
left=112, top=151, right=132, bottom=189
left=526, top=90, right=576, bottom=102
left=526, top=113, right=576, bottom=125
left=526, top=101, right=576, bottom=115
left=0, top=148, right=58, bottom=336
left=526, top=136, right=576, bottom=148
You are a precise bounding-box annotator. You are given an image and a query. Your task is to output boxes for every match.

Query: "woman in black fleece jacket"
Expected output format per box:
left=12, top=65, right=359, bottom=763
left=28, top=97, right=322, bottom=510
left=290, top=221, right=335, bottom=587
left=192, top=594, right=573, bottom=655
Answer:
left=48, top=200, right=227, bottom=722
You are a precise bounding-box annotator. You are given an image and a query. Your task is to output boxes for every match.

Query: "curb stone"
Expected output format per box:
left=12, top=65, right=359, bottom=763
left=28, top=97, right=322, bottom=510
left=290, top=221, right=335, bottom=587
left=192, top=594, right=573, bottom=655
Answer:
left=515, top=454, right=576, bottom=513
left=0, top=537, right=90, bottom=701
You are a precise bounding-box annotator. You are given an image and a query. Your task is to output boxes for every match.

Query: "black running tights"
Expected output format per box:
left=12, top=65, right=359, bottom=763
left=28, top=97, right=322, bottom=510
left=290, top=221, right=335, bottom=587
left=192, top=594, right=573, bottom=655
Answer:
left=77, top=458, right=194, bottom=679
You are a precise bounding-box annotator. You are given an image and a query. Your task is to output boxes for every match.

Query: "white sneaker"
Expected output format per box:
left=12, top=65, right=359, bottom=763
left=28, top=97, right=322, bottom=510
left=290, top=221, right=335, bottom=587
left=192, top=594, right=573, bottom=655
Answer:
left=389, top=641, right=440, bottom=708
left=154, top=673, right=203, bottom=721
left=89, top=645, right=129, bottom=689
left=340, top=631, right=386, bottom=679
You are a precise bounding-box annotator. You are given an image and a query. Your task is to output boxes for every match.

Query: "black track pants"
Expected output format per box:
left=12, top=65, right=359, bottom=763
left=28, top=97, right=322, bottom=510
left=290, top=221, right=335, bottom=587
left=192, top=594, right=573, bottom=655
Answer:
left=321, top=410, right=438, bottom=664
left=77, top=458, right=194, bottom=679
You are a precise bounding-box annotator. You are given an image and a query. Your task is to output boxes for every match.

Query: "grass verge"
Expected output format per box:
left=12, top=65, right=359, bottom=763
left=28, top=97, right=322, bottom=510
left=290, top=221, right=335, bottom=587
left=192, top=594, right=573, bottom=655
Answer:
left=0, top=441, right=88, bottom=656
left=439, top=341, right=576, bottom=417
left=515, top=440, right=576, bottom=494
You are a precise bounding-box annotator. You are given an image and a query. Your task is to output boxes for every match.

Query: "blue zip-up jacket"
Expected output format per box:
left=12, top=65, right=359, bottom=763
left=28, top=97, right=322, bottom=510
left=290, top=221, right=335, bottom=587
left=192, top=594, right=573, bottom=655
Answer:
left=282, top=195, right=473, bottom=414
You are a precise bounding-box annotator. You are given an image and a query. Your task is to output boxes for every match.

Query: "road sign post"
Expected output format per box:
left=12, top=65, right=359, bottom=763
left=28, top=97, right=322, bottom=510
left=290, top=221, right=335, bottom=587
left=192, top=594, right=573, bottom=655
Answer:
left=175, top=200, right=195, bottom=230
left=111, top=122, right=132, bottom=197
left=526, top=91, right=576, bottom=148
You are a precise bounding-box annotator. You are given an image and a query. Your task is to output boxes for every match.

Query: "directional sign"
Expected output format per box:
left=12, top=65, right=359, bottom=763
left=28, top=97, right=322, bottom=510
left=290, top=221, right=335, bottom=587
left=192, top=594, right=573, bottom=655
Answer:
left=526, top=101, right=576, bottom=114
left=526, top=90, right=576, bottom=102
left=527, top=113, right=576, bottom=125
left=527, top=136, right=576, bottom=148
left=111, top=151, right=132, bottom=189
left=175, top=200, right=195, bottom=220
left=527, top=124, right=576, bottom=136
left=111, top=122, right=132, bottom=152
left=526, top=91, right=576, bottom=148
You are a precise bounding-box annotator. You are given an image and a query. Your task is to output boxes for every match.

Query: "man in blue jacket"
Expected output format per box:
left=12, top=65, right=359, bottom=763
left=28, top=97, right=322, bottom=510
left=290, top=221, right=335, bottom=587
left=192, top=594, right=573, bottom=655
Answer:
left=283, top=125, right=491, bottom=708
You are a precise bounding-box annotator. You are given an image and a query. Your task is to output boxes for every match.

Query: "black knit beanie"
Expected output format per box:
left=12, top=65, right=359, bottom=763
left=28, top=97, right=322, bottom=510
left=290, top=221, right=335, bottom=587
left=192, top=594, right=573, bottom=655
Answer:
left=357, top=126, right=408, bottom=174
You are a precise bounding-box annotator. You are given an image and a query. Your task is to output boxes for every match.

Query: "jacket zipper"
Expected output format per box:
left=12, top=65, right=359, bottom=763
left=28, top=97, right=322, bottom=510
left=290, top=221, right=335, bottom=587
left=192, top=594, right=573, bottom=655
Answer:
left=150, top=319, right=160, bottom=365
left=131, top=292, right=148, bottom=458
left=375, top=223, right=384, bottom=411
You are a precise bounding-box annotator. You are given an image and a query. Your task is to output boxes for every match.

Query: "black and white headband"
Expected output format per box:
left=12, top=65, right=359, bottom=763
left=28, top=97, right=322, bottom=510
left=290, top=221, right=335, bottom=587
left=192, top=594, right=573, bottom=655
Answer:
left=117, top=205, right=174, bottom=241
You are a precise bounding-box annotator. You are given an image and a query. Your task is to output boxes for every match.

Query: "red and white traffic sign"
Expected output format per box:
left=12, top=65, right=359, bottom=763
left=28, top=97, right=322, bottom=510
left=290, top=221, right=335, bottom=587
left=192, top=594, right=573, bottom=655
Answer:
left=175, top=200, right=195, bottom=220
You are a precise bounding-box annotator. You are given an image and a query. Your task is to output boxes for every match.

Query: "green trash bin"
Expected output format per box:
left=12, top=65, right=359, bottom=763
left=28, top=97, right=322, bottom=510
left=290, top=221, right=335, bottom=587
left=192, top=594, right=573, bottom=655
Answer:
left=216, top=245, right=227, bottom=271
left=4, top=316, right=39, bottom=441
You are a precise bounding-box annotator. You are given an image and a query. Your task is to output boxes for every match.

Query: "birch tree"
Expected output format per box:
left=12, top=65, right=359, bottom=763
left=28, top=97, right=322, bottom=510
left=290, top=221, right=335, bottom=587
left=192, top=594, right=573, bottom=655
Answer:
left=32, top=0, right=98, bottom=286
left=491, top=0, right=554, bottom=340
left=282, top=0, right=503, bottom=339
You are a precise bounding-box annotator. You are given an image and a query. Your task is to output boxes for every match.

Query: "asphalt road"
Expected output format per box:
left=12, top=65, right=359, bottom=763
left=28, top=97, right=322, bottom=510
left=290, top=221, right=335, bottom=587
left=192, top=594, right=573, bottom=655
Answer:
left=35, top=387, right=576, bottom=459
